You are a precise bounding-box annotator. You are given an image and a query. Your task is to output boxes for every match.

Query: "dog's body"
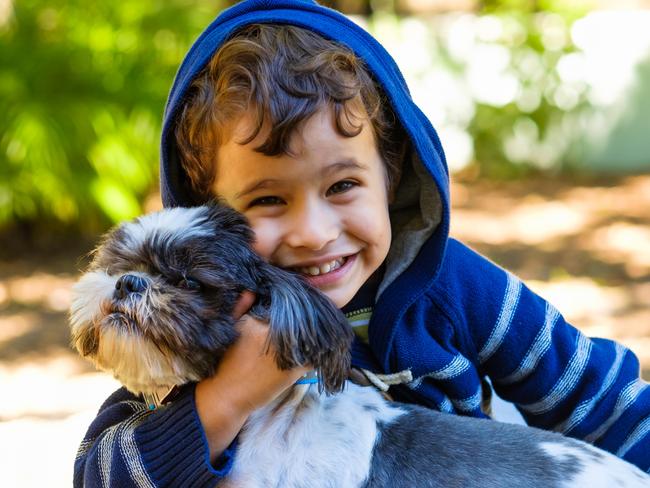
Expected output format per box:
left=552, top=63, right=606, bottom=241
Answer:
left=70, top=204, right=650, bottom=488
left=226, top=381, right=649, bottom=488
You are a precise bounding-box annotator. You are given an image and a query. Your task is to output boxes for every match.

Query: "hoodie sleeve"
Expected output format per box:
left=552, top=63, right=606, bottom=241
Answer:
left=73, top=385, right=236, bottom=488
left=429, top=238, right=650, bottom=472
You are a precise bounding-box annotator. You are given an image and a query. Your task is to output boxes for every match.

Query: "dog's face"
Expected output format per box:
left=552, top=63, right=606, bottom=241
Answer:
left=69, top=205, right=259, bottom=395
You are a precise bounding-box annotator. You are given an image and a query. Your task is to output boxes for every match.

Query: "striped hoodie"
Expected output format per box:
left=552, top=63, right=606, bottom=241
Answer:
left=74, top=0, right=650, bottom=486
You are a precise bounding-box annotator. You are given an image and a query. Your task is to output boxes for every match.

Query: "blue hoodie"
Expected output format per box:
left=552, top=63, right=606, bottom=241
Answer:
left=74, top=1, right=650, bottom=486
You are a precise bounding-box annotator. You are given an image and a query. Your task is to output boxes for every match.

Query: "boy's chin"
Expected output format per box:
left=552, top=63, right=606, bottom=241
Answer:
left=315, top=285, right=357, bottom=309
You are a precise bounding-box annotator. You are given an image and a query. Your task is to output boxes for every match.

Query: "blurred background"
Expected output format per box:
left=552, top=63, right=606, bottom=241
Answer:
left=1, top=0, right=649, bottom=485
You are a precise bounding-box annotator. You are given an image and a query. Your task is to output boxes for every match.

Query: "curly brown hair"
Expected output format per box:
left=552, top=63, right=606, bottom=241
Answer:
left=175, top=23, right=406, bottom=202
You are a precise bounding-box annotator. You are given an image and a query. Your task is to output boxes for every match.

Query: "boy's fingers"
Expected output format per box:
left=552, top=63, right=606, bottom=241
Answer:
left=232, top=290, right=256, bottom=319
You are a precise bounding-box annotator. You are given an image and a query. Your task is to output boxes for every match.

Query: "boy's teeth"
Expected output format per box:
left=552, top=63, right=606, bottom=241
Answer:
left=300, top=258, right=344, bottom=276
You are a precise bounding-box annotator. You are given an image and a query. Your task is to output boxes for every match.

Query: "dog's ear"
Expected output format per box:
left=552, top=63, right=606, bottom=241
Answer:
left=191, top=202, right=262, bottom=293
left=201, top=200, right=254, bottom=245
left=262, top=268, right=354, bottom=394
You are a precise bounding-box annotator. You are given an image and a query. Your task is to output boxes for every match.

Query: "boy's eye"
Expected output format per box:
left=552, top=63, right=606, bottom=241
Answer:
left=177, top=277, right=202, bottom=291
left=249, top=196, right=284, bottom=207
left=327, top=180, right=357, bottom=196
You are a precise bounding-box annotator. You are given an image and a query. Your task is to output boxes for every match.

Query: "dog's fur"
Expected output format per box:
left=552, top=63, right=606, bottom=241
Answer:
left=70, top=204, right=650, bottom=487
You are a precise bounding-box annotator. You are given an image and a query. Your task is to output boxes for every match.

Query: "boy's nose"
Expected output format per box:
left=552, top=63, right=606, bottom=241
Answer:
left=285, top=201, right=340, bottom=250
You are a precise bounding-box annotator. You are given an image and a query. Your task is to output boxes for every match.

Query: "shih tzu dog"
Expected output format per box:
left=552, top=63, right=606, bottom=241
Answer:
left=69, top=203, right=649, bottom=488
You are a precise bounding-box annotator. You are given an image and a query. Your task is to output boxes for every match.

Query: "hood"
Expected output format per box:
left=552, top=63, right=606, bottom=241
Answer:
left=159, top=0, right=450, bottom=319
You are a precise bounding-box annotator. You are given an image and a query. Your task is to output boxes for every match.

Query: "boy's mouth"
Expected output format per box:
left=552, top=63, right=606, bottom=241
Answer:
left=295, top=256, right=348, bottom=277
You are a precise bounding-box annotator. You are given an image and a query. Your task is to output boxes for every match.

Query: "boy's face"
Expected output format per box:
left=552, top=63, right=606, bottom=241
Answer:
left=214, top=107, right=391, bottom=308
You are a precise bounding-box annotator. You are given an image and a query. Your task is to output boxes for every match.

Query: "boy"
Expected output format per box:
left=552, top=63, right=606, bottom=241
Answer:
left=75, top=1, right=650, bottom=486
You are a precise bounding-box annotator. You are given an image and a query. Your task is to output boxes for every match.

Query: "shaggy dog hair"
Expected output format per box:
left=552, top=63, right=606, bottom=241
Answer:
left=70, top=203, right=650, bottom=488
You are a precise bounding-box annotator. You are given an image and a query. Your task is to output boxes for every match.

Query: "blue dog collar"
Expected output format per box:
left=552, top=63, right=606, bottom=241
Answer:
left=294, top=371, right=319, bottom=385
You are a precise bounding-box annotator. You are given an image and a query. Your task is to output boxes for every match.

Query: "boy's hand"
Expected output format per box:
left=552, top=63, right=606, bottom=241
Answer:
left=195, top=290, right=309, bottom=463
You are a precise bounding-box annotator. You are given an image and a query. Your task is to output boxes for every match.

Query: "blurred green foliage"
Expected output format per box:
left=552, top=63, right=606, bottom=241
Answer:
left=0, top=0, right=602, bottom=232
left=365, top=3, right=593, bottom=179
left=481, top=0, right=590, bottom=20
left=468, top=12, right=589, bottom=178
left=0, top=0, right=222, bottom=231
left=469, top=1, right=591, bottom=178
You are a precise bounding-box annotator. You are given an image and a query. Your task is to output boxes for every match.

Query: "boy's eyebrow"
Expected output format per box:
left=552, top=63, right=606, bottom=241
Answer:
left=235, top=179, right=282, bottom=200
left=234, top=159, right=367, bottom=200
left=322, top=159, right=367, bottom=177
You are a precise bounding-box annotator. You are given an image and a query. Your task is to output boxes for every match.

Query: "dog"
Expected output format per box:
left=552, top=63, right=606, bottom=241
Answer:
left=69, top=203, right=650, bottom=487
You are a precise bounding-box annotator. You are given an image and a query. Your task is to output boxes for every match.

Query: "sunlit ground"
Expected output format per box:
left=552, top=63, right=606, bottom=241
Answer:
left=0, top=175, right=648, bottom=486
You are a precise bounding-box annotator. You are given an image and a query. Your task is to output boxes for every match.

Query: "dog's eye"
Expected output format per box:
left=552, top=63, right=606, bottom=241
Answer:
left=177, top=277, right=202, bottom=291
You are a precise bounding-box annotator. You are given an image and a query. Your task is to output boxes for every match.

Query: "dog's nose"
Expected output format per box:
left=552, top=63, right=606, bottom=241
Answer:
left=114, top=274, right=148, bottom=299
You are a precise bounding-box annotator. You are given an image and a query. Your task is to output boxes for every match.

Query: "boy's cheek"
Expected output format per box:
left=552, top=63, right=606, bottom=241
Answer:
left=350, top=205, right=391, bottom=239
left=247, top=220, right=278, bottom=261
left=250, top=236, right=271, bottom=261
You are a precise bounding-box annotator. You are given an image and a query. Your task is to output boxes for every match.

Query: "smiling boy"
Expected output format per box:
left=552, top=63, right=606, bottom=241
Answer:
left=74, top=1, right=650, bottom=486
left=215, top=107, right=391, bottom=308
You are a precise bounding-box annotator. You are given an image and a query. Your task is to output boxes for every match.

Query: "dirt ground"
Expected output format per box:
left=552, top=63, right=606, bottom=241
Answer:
left=1, top=175, right=649, bottom=486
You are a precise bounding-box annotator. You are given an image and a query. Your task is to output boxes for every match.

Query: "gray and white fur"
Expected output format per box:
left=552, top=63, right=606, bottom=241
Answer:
left=69, top=204, right=650, bottom=488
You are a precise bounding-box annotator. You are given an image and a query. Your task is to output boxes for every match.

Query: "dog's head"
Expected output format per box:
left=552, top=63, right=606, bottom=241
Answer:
left=69, top=204, right=259, bottom=395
